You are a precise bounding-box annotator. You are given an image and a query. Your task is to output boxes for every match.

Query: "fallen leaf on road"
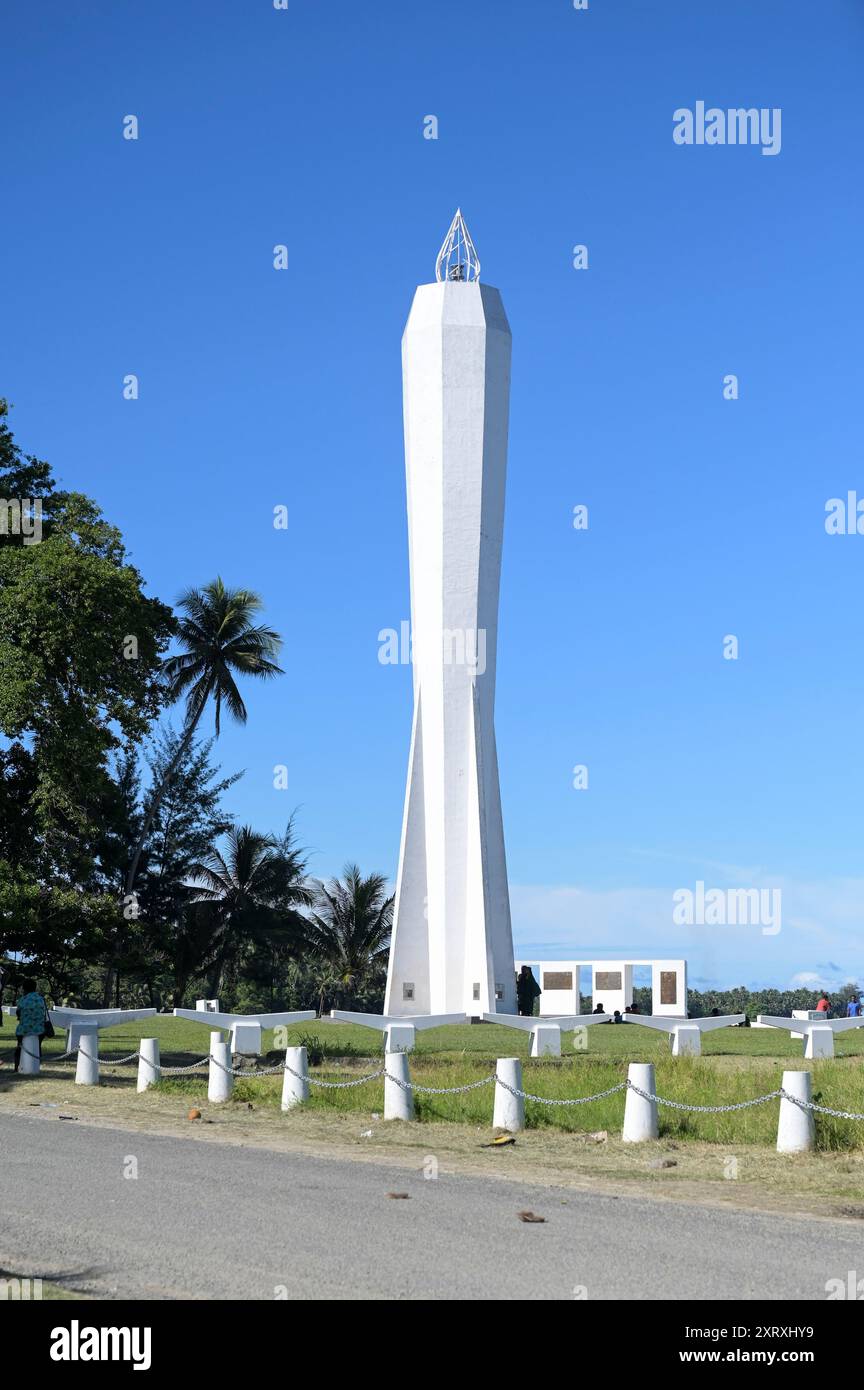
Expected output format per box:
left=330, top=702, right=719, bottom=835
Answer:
left=187, top=1108, right=202, bottom=1121
left=58, top=1115, right=78, bottom=1121
left=517, top=1211, right=545, bottom=1223
left=481, top=1134, right=516, bottom=1148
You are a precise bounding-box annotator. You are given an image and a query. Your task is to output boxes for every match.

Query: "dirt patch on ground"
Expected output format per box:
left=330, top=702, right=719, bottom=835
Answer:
left=3, top=1070, right=863, bottom=1224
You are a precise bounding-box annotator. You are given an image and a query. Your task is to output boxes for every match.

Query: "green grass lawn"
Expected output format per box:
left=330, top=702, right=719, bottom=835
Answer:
left=4, top=1012, right=864, bottom=1063
left=4, top=1013, right=863, bottom=1150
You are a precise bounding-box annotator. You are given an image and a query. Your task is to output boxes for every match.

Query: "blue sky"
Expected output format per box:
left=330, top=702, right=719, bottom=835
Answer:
left=3, top=0, right=863, bottom=990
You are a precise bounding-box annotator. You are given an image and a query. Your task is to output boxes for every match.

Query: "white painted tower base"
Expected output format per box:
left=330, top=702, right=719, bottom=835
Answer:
left=622, top=1062, right=659, bottom=1142
left=777, top=1071, right=816, bottom=1153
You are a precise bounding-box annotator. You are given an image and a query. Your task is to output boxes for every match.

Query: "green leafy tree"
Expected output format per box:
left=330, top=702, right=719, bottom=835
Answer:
left=191, top=820, right=311, bottom=1002
left=301, top=865, right=393, bottom=1014
left=124, top=579, right=284, bottom=897
left=0, top=402, right=174, bottom=982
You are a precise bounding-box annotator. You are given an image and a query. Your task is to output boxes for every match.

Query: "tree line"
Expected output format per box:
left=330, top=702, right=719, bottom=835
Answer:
left=0, top=400, right=391, bottom=1014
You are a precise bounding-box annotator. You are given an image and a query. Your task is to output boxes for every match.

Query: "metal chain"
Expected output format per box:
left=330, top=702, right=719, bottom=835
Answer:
left=626, top=1082, right=785, bottom=1114
left=494, top=1077, right=629, bottom=1107
left=779, top=1091, right=864, bottom=1121
left=384, top=1070, right=497, bottom=1096
left=22, top=1045, right=864, bottom=1121
left=284, top=1062, right=386, bottom=1089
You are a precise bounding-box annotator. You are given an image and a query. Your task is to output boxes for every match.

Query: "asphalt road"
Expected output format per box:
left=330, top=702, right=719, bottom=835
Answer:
left=0, top=1112, right=859, bottom=1300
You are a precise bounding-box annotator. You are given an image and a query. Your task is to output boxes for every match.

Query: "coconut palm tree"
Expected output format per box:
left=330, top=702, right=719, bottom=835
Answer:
left=301, top=865, right=393, bottom=1014
left=124, top=579, right=283, bottom=898
left=192, top=820, right=311, bottom=999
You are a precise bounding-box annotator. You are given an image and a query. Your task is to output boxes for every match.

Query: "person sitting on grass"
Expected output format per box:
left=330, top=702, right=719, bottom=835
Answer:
left=14, top=979, right=48, bottom=1072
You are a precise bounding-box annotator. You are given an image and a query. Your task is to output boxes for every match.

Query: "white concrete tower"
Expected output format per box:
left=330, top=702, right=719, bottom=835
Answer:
left=384, top=211, right=516, bottom=1018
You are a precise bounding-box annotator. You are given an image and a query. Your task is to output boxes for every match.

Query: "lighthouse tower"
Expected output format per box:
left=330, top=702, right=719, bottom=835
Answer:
left=384, top=211, right=516, bottom=1018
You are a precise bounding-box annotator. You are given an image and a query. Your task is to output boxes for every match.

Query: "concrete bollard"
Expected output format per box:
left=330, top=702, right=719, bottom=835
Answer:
left=19, top=1035, right=40, bottom=1075
left=622, top=1062, right=659, bottom=1142
left=281, top=1046, right=309, bottom=1111
left=384, top=1050, right=414, bottom=1121
left=670, top=1025, right=702, bottom=1057
left=383, top=1022, right=415, bottom=1054
left=777, top=1070, right=816, bottom=1153
left=75, top=1029, right=100, bottom=1086
left=804, top=1027, right=834, bottom=1060
left=530, top=1025, right=562, bottom=1058
left=209, top=1029, right=224, bottom=1056
left=492, top=1057, right=525, bottom=1132
left=208, top=1041, right=233, bottom=1103
left=137, top=1038, right=160, bottom=1093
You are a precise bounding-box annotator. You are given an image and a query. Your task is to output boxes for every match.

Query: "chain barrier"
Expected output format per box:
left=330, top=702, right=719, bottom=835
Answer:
left=283, top=1061, right=386, bottom=1089
left=493, top=1077, right=629, bottom=1107
left=160, top=1058, right=210, bottom=1075
left=383, top=1070, right=497, bottom=1096
left=626, top=1082, right=785, bottom=1114
left=17, top=1045, right=864, bottom=1120
left=779, top=1091, right=864, bottom=1122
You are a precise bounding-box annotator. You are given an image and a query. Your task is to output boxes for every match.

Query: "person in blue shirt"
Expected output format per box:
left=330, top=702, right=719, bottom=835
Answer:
left=14, top=979, right=48, bottom=1071
left=846, top=998, right=862, bottom=1018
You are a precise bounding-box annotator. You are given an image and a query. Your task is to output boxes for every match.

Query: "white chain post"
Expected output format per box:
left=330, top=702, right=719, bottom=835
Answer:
left=623, top=1062, right=658, bottom=1141
left=19, top=1034, right=40, bottom=1075
left=384, top=1051, right=414, bottom=1120
left=209, top=1029, right=223, bottom=1057
left=208, top=1041, right=233, bottom=1103
left=75, top=1029, right=100, bottom=1086
left=137, top=1038, right=160, bottom=1092
left=777, top=1070, right=816, bottom=1153
left=281, top=1046, right=309, bottom=1110
left=493, top=1058, right=524, bottom=1132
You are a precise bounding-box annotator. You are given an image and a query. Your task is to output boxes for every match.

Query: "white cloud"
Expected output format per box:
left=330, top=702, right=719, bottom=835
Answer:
left=510, top=877, right=864, bottom=991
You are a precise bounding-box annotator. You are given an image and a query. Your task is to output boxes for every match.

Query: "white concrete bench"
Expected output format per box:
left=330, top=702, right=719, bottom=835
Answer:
left=755, top=1014, right=864, bottom=1058
left=482, top=1012, right=612, bottom=1056
left=49, top=1007, right=158, bottom=1054
left=623, top=1013, right=745, bottom=1055
left=327, top=1010, right=467, bottom=1052
left=173, top=1008, right=315, bottom=1055
left=49, top=1008, right=159, bottom=1084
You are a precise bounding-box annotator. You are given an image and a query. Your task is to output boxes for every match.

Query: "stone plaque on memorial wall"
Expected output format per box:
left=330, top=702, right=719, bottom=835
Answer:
left=595, top=971, right=622, bottom=991
left=543, top=972, right=573, bottom=991
left=660, top=971, right=678, bottom=1005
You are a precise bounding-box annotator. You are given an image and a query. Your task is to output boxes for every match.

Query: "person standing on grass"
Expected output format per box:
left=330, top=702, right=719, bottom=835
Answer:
left=516, top=965, right=541, bottom=1017
left=846, top=997, right=861, bottom=1018
left=816, top=993, right=831, bottom=1016
left=14, top=979, right=47, bottom=1071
